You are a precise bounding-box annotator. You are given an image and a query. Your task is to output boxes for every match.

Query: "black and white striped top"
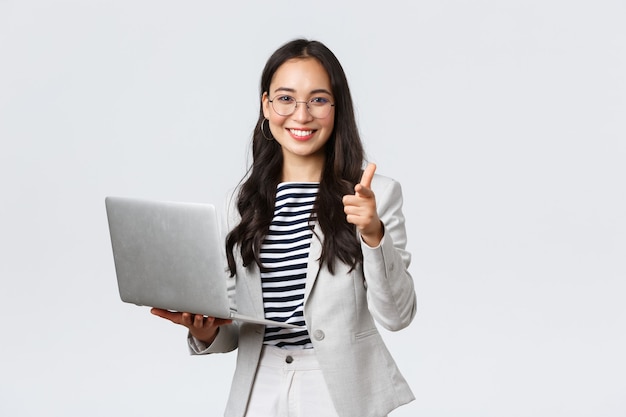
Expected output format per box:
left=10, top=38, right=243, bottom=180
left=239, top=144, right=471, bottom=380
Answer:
left=260, top=182, right=318, bottom=349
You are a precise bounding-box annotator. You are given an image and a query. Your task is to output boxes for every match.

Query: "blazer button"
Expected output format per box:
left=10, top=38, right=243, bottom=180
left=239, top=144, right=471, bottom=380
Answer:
left=313, top=330, right=325, bottom=341
left=285, top=355, right=293, bottom=364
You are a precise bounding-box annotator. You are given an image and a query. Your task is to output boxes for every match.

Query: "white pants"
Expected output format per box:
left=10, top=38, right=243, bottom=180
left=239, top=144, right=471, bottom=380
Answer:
left=244, top=345, right=339, bottom=417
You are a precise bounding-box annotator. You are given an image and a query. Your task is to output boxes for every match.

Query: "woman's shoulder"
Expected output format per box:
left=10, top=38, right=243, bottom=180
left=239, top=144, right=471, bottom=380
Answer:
left=371, top=171, right=401, bottom=191
left=223, top=187, right=241, bottom=227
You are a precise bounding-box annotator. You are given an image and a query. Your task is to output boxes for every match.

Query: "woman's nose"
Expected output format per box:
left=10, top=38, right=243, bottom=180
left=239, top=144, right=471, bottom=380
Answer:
left=292, top=101, right=314, bottom=122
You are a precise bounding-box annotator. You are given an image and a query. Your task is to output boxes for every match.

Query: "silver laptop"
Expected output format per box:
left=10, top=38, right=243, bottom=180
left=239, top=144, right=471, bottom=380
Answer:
left=105, top=196, right=300, bottom=329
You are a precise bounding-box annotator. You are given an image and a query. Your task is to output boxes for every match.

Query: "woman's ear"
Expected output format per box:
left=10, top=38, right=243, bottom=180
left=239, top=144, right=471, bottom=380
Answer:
left=262, top=92, right=270, bottom=119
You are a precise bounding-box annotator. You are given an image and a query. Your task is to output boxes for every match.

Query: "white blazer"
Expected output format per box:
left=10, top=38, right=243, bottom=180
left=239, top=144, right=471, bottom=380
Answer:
left=190, top=174, right=417, bottom=417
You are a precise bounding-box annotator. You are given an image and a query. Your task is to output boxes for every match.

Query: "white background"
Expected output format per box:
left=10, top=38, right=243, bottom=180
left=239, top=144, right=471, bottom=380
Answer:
left=1, top=1, right=625, bottom=416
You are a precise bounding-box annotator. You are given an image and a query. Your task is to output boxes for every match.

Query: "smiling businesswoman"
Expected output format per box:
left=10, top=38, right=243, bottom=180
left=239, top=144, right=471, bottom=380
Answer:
left=151, top=38, right=417, bottom=417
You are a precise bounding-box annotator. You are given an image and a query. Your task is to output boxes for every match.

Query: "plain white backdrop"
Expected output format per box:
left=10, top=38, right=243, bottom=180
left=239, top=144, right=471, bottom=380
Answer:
left=1, top=1, right=625, bottom=416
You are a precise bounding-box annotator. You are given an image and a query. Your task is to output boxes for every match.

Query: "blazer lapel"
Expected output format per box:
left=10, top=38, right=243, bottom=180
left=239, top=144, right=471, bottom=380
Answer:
left=304, top=225, right=323, bottom=305
left=240, top=262, right=265, bottom=317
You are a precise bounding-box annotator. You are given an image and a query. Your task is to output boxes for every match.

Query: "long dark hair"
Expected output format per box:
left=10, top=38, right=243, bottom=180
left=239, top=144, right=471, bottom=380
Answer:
left=225, top=39, right=365, bottom=276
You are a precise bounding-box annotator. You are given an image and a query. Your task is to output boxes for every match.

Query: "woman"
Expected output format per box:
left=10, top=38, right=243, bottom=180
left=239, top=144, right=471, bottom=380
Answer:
left=152, top=38, right=417, bottom=417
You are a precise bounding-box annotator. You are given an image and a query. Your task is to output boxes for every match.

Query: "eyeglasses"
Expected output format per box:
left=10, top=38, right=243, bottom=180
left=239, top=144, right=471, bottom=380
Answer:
left=268, top=95, right=335, bottom=119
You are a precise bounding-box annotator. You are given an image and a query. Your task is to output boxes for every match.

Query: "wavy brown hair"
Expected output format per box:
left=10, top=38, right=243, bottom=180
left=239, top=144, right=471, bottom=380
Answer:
left=225, top=39, right=365, bottom=276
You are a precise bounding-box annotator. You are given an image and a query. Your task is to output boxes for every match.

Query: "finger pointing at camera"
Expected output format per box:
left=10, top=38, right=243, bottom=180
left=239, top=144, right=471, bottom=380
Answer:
left=342, top=163, right=383, bottom=247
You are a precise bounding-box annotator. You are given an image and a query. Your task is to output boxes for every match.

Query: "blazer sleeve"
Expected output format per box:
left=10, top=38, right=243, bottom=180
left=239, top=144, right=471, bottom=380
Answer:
left=361, top=176, right=417, bottom=331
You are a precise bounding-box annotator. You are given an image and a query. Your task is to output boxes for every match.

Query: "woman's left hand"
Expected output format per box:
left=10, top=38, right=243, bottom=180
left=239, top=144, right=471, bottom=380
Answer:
left=342, top=163, right=383, bottom=247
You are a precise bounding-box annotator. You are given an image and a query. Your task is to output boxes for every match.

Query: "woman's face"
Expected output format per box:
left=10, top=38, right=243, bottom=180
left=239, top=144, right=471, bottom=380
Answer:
left=262, top=58, right=335, bottom=166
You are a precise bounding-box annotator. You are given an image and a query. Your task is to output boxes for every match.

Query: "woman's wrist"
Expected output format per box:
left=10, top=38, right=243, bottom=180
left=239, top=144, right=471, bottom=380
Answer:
left=194, top=327, right=219, bottom=345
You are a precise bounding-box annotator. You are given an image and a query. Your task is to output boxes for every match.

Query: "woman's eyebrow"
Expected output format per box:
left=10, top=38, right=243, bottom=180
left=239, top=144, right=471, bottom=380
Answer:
left=273, top=87, right=296, bottom=94
left=273, top=87, right=332, bottom=96
left=310, top=88, right=332, bottom=96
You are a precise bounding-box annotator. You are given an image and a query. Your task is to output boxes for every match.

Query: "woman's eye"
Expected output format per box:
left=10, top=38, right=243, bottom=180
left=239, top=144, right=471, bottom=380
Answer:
left=310, top=97, right=330, bottom=105
left=277, top=95, right=295, bottom=103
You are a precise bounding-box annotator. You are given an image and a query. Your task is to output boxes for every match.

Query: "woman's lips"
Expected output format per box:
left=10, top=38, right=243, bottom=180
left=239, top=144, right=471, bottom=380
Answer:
left=288, top=128, right=315, bottom=140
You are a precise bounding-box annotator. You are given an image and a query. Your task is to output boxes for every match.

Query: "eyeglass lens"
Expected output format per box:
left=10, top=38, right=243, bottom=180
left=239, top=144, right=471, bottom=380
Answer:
left=271, top=96, right=333, bottom=119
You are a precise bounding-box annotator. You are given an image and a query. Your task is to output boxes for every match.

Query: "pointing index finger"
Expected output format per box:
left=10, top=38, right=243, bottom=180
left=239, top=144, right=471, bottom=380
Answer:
left=359, top=163, right=377, bottom=189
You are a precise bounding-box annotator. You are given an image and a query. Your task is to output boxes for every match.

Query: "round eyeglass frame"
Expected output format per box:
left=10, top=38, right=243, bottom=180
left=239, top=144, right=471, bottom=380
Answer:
left=268, top=95, right=335, bottom=119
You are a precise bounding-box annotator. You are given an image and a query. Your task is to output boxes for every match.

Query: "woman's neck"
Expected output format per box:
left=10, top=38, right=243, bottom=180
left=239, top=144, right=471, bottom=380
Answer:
left=281, top=154, right=325, bottom=182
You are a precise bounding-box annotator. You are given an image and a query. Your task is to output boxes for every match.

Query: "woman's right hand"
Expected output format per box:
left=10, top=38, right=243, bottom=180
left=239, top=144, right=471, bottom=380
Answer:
left=150, top=308, right=233, bottom=345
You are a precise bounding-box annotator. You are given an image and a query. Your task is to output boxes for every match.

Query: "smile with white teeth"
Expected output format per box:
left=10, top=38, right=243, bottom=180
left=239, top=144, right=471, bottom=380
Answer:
left=289, top=129, right=314, bottom=137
